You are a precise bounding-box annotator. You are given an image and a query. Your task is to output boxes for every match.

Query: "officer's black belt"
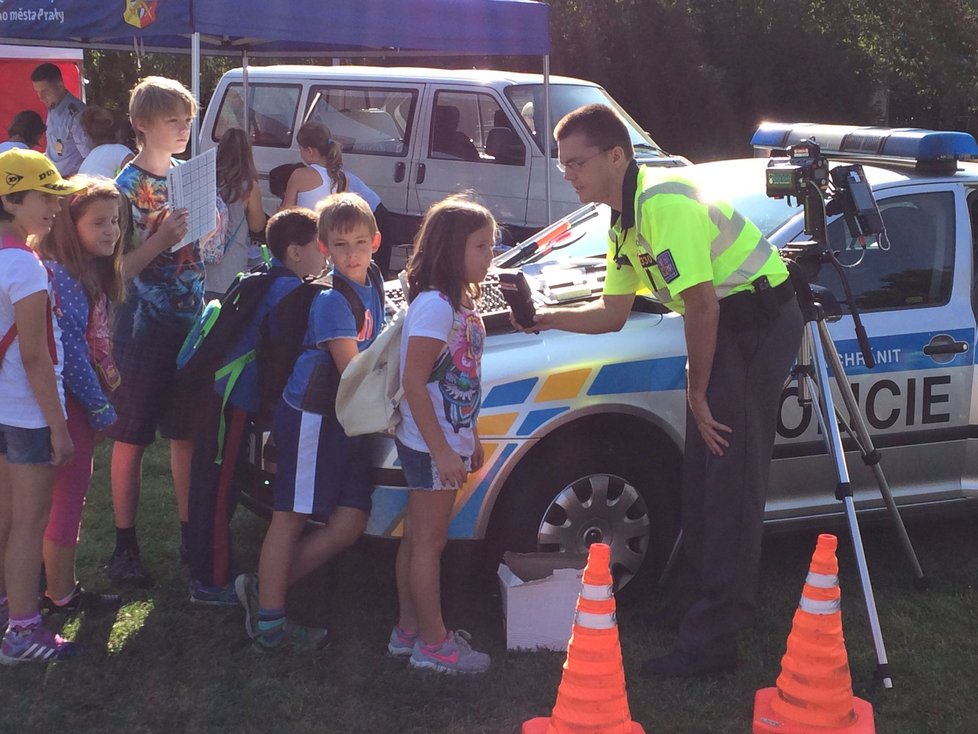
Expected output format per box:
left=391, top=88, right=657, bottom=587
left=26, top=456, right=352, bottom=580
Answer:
left=717, top=276, right=794, bottom=331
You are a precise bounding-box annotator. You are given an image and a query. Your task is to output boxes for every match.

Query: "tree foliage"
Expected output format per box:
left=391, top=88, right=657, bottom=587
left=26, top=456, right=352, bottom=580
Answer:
left=547, top=0, right=978, bottom=159
left=84, top=50, right=233, bottom=118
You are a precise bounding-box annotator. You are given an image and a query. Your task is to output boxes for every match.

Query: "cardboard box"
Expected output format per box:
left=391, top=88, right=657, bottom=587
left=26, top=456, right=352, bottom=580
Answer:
left=498, top=552, right=587, bottom=651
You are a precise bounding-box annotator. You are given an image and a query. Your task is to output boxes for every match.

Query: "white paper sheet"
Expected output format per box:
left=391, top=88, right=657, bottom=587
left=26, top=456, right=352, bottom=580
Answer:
left=167, top=147, right=217, bottom=250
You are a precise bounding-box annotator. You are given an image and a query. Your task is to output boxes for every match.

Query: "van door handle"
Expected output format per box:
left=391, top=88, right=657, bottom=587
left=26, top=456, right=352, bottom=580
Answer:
left=923, top=340, right=969, bottom=355
left=416, top=163, right=426, bottom=184
left=394, top=162, right=405, bottom=183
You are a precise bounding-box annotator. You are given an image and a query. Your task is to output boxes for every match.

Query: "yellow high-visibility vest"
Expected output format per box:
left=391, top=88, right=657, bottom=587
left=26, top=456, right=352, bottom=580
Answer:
left=604, top=167, right=788, bottom=314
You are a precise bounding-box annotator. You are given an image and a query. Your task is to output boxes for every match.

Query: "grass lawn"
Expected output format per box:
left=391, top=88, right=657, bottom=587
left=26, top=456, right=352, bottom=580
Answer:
left=2, top=440, right=977, bottom=733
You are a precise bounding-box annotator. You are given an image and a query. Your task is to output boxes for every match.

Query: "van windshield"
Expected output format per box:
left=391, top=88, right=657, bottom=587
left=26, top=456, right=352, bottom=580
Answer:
left=505, top=84, right=666, bottom=158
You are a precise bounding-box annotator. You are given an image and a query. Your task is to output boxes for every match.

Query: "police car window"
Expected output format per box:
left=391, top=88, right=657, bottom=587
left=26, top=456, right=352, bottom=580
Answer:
left=305, top=86, right=415, bottom=156
left=212, top=84, right=301, bottom=148
left=820, top=191, right=954, bottom=311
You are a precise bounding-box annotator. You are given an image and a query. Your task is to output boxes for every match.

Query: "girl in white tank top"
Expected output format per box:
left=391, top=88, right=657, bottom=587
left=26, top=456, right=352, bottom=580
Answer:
left=280, top=122, right=347, bottom=211
left=295, top=163, right=337, bottom=210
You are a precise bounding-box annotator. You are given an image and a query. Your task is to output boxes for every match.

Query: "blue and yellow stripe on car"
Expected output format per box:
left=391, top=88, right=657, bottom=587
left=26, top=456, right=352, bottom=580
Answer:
left=365, top=356, right=688, bottom=539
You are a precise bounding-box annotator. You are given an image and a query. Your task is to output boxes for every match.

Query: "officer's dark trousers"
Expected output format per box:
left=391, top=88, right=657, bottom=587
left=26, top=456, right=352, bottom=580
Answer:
left=188, top=390, right=254, bottom=588
left=676, top=296, right=803, bottom=660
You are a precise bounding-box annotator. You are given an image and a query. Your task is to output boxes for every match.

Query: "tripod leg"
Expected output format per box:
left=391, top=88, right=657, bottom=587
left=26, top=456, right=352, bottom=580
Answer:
left=808, top=327, right=893, bottom=689
left=816, top=320, right=928, bottom=589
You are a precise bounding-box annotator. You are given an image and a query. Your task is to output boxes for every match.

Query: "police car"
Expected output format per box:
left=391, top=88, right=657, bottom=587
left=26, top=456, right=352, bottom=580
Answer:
left=245, top=123, right=978, bottom=593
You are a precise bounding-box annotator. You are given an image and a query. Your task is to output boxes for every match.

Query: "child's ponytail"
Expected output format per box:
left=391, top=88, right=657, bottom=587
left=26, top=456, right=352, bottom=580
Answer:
left=296, top=121, right=347, bottom=194
left=324, top=139, right=347, bottom=194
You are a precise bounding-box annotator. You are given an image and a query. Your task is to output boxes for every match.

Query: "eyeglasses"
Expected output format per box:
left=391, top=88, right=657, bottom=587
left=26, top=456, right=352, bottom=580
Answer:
left=556, top=148, right=610, bottom=173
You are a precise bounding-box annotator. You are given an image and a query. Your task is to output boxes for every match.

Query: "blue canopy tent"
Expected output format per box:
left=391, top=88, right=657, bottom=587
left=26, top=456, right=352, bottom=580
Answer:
left=193, top=0, right=550, bottom=56
left=0, top=0, right=555, bottom=213
left=0, top=0, right=549, bottom=54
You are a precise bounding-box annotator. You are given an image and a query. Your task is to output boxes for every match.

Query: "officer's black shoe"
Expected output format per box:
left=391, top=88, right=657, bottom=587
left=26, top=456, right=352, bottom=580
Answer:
left=640, top=649, right=739, bottom=678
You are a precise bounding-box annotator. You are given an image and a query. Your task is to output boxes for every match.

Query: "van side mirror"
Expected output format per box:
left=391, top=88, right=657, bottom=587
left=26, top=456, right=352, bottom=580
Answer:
left=486, top=127, right=526, bottom=166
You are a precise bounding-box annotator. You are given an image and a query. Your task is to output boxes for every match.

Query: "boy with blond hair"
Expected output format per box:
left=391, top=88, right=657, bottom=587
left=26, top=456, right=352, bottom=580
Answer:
left=236, top=193, right=383, bottom=652
left=104, top=76, right=204, bottom=587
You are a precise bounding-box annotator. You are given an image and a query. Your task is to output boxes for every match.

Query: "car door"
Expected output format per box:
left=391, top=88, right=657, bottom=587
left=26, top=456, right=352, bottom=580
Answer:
left=207, top=80, right=304, bottom=213
left=303, top=82, right=423, bottom=217
left=771, top=183, right=975, bottom=519
left=410, top=86, right=531, bottom=232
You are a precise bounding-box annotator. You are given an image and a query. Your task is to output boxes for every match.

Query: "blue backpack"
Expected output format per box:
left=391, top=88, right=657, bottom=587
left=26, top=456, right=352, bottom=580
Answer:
left=255, top=262, right=384, bottom=427
left=177, top=261, right=294, bottom=458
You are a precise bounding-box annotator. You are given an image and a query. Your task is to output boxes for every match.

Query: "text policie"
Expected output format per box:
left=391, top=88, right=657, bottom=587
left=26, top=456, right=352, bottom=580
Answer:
left=777, top=374, right=952, bottom=438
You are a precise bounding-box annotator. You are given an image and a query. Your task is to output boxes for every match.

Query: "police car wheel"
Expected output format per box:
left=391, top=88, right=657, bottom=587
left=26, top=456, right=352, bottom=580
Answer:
left=486, top=427, right=680, bottom=598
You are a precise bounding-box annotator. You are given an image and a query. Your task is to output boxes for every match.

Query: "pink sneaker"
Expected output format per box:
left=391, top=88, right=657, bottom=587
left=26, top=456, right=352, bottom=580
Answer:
left=387, top=626, right=418, bottom=657
left=409, top=630, right=489, bottom=674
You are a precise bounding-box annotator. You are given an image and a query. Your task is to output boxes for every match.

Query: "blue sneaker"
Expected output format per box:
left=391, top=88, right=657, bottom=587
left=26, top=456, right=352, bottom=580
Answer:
left=387, top=626, right=418, bottom=657
left=0, top=623, right=77, bottom=665
left=409, top=630, right=490, bottom=674
left=234, top=573, right=259, bottom=639
left=189, top=580, right=239, bottom=607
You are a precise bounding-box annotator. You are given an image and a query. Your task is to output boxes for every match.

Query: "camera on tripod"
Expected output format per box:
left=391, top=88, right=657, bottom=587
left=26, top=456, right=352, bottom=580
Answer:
left=765, top=139, right=830, bottom=201
left=765, top=137, right=886, bottom=249
left=763, top=136, right=887, bottom=368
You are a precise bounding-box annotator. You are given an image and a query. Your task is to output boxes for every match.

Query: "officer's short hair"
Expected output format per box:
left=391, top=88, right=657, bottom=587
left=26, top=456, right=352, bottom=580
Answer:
left=30, top=63, right=63, bottom=85
left=554, top=104, right=633, bottom=160
left=128, top=76, right=198, bottom=149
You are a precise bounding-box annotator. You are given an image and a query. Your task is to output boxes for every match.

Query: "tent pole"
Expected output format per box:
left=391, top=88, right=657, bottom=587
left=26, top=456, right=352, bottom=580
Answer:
left=242, top=49, right=250, bottom=140
left=543, top=54, right=552, bottom=224
left=191, top=32, right=200, bottom=156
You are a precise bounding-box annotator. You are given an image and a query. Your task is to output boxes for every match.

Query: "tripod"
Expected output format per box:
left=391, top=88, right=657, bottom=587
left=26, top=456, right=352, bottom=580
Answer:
left=787, top=278, right=928, bottom=690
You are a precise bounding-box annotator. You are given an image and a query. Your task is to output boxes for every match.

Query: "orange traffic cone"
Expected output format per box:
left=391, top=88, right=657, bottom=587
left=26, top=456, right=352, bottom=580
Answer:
left=522, top=543, right=645, bottom=734
left=753, top=534, right=875, bottom=734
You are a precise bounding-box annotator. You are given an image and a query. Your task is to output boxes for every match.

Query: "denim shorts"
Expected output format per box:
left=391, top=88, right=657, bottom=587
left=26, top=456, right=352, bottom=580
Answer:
left=395, top=439, right=470, bottom=491
left=0, top=423, right=53, bottom=465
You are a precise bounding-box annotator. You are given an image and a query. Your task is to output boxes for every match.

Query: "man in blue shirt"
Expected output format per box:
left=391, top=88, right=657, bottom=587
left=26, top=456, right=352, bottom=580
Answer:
left=31, top=63, right=90, bottom=176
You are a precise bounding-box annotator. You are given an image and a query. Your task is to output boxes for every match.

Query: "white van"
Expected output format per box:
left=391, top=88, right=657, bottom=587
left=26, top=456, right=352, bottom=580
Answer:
left=199, top=65, right=688, bottom=242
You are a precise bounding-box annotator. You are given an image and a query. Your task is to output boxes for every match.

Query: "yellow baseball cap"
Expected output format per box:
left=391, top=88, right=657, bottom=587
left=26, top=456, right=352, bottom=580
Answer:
left=0, top=149, right=85, bottom=196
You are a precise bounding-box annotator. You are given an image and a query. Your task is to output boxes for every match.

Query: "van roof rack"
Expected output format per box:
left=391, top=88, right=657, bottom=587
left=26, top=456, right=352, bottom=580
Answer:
left=751, top=122, right=978, bottom=173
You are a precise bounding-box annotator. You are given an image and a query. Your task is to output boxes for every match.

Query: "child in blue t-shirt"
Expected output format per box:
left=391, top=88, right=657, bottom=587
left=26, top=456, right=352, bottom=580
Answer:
left=236, top=193, right=383, bottom=652
left=187, top=208, right=326, bottom=605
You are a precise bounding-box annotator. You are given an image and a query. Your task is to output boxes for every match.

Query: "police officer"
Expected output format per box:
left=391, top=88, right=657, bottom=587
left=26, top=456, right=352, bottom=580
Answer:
left=31, top=63, right=91, bottom=176
left=529, top=104, right=803, bottom=677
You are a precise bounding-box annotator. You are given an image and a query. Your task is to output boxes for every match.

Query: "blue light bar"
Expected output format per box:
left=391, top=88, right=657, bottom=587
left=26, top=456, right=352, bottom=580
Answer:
left=751, top=122, right=978, bottom=164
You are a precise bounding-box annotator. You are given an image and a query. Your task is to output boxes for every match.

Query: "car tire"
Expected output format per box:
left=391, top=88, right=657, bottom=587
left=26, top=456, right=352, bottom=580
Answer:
left=485, top=423, right=681, bottom=600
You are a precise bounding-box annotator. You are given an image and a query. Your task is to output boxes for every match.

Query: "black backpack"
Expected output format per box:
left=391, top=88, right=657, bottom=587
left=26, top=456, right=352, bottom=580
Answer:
left=256, top=261, right=384, bottom=427
left=177, top=261, right=294, bottom=395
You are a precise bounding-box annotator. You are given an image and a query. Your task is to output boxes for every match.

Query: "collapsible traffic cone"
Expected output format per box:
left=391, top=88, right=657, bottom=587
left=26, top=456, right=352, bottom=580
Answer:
left=753, top=534, right=875, bottom=734
left=522, top=543, right=645, bottom=734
